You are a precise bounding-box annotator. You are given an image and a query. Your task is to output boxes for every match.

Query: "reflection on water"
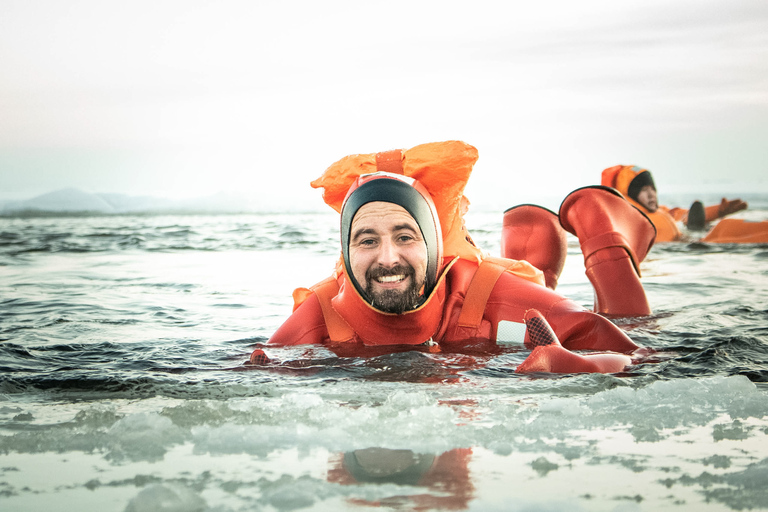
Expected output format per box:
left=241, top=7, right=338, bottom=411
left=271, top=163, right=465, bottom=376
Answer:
left=329, top=448, right=473, bottom=509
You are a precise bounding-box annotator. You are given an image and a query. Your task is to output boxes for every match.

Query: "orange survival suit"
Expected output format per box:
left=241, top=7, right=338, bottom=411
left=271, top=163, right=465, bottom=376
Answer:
left=255, top=141, right=644, bottom=374
left=601, top=165, right=765, bottom=243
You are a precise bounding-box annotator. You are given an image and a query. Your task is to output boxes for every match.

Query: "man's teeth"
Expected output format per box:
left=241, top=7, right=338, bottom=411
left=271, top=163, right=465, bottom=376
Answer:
left=377, top=275, right=405, bottom=283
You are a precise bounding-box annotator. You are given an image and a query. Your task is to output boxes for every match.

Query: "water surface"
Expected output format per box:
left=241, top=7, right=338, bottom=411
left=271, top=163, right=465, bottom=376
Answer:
left=2, top=210, right=768, bottom=511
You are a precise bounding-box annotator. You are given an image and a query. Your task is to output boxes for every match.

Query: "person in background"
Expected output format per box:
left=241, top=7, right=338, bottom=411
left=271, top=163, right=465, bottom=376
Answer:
left=600, top=165, right=765, bottom=243
left=251, top=141, right=656, bottom=374
left=502, top=164, right=765, bottom=323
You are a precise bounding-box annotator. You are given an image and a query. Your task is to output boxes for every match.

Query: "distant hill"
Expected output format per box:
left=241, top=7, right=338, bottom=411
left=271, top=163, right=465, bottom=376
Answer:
left=2, top=186, right=766, bottom=217
left=0, top=188, right=283, bottom=216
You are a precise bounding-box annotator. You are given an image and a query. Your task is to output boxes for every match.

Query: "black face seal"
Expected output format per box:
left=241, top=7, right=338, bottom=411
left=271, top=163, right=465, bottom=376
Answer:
left=627, top=170, right=656, bottom=202
left=340, top=176, right=441, bottom=304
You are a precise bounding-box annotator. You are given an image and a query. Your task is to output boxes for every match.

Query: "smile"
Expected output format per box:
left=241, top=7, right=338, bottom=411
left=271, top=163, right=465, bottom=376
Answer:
left=376, top=275, right=406, bottom=283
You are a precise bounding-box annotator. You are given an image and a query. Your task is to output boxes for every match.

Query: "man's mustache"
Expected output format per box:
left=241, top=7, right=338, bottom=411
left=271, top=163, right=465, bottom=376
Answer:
left=366, top=264, right=414, bottom=281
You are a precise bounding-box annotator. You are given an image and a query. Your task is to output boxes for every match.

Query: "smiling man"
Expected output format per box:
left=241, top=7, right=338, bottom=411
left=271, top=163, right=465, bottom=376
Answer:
left=339, top=172, right=440, bottom=322
left=253, top=141, right=653, bottom=374
left=348, top=201, right=428, bottom=314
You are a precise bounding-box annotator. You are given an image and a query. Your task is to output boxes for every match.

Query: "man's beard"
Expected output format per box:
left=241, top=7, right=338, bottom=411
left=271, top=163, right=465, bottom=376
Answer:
left=364, top=264, right=424, bottom=314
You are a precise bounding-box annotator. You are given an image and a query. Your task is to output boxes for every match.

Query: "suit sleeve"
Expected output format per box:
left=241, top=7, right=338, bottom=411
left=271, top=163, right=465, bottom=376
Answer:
left=267, top=292, right=329, bottom=345
left=544, top=298, right=639, bottom=353
left=484, top=272, right=640, bottom=354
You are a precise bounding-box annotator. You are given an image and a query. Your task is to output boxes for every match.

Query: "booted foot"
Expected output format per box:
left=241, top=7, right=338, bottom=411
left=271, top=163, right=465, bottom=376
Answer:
left=524, top=309, right=559, bottom=349
left=558, top=186, right=654, bottom=317
left=249, top=349, right=271, bottom=365
left=501, top=205, right=567, bottom=290
left=686, top=200, right=706, bottom=231
left=517, top=310, right=635, bottom=374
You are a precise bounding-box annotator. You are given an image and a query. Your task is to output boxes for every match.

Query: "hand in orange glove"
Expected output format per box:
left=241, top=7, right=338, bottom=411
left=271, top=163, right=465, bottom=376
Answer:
left=718, top=198, right=748, bottom=218
left=515, top=309, right=632, bottom=374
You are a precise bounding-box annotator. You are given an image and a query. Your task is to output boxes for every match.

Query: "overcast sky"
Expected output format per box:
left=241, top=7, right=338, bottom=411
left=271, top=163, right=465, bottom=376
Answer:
left=1, top=0, right=767, bottom=210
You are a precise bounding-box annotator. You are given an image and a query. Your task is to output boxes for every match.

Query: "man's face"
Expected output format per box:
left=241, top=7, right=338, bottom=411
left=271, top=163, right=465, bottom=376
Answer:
left=636, top=184, right=658, bottom=213
left=348, top=201, right=428, bottom=314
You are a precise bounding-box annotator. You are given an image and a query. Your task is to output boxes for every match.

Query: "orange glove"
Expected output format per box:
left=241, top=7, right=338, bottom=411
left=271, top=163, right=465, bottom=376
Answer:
left=516, top=309, right=632, bottom=374
left=718, top=198, right=747, bottom=218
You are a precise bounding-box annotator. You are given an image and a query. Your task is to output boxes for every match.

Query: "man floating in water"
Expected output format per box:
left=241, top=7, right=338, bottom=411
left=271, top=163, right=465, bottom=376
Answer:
left=601, top=165, right=767, bottom=244
left=251, top=141, right=655, bottom=374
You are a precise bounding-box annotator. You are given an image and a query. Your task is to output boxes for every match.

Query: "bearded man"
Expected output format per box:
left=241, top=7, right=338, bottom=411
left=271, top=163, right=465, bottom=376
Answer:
left=254, top=142, right=650, bottom=374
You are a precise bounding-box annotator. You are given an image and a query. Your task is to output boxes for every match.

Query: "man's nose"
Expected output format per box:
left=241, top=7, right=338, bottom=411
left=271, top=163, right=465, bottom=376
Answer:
left=376, top=239, right=400, bottom=267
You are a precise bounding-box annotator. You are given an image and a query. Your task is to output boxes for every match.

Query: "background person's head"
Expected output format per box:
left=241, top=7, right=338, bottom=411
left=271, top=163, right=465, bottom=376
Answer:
left=634, top=184, right=658, bottom=212
left=627, top=170, right=658, bottom=213
left=602, top=165, right=658, bottom=213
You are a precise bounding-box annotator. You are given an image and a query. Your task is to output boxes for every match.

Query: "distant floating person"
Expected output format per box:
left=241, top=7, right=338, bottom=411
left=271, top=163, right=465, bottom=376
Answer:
left=601, top=165, right=768, bottom=244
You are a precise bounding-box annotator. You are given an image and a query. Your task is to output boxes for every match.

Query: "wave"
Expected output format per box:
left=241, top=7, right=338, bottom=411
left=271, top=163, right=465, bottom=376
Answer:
left=0, top=213, right=341, bottom=258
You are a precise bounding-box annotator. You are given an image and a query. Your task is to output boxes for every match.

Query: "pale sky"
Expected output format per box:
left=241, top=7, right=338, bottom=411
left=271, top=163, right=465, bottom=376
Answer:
left=1, top=0, right=767, bottom=210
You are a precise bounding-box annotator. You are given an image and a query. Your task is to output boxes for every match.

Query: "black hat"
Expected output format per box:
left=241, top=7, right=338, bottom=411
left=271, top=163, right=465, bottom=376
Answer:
left=627, top=170, right=656, bottom=202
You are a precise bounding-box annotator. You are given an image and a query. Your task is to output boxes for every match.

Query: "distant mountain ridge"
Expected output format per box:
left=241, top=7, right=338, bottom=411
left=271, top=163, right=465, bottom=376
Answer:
left=0, top=188, right=273, bottom=215
left=2, top=186, right=767, bottom=217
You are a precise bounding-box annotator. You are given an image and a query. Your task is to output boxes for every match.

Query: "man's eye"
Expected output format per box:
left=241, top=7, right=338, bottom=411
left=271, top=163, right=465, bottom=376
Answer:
left=397, top=235, right=414, bottom=242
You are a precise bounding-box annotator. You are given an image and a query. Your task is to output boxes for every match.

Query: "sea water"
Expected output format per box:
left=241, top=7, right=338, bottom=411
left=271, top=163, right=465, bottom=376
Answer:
left=1, top=205, right=768, bottom=511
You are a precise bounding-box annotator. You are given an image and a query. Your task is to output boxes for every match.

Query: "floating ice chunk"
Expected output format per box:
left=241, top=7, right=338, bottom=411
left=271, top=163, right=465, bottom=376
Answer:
left=724, top=458, right=768, bottom=490
left=531, top=456, right=559, bottom=476
left=124, top=484, right=206, bottom=512
left=383, top=389, right=437, bottom=410
left=261, top=475, right=319, bottom=510
left=583, top=375, right=767, bottom=425
left=283, top=392, right=325, bottom=409
left=107, top=412, right=186, bottom=462
left=508, top=376, right=768, bottom=445
left=539, top=398, right=591, bottom=417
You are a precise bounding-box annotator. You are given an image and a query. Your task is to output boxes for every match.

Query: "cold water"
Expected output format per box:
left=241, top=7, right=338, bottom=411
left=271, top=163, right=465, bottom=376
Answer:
left=1, top=204, right=768, bottom=511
